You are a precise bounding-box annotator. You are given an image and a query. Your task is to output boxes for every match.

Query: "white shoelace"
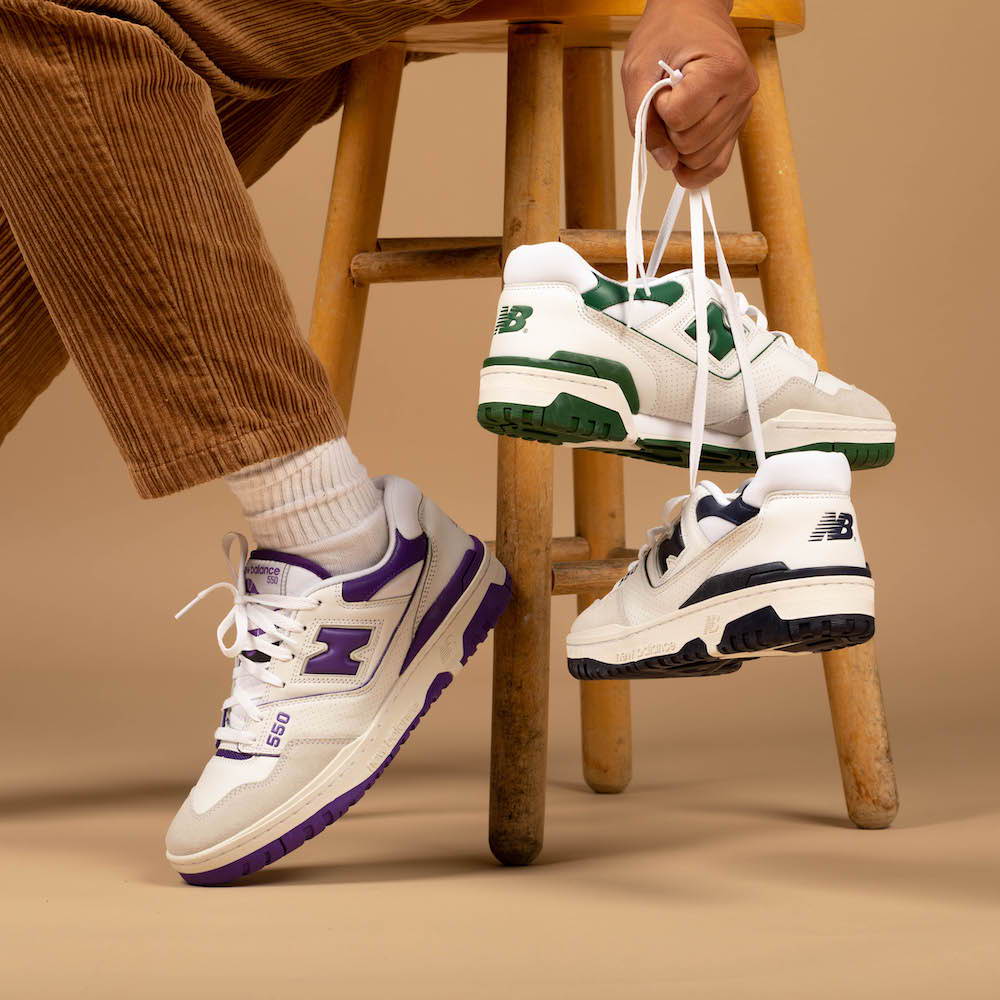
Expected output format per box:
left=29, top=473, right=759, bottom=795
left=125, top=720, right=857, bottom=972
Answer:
left=175, top=533, right=319, bottom=746
left=626, top=62, right=768, bottom=491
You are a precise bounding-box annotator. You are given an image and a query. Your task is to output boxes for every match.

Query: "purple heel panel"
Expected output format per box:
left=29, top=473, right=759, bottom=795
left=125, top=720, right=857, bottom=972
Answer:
left=342, top=532, right=428, bottom=603
left=461, top=572, right=512, bottom=665
left=399, top=537, right=485, bottom=674
left=181, top=671, right=455, bottom=887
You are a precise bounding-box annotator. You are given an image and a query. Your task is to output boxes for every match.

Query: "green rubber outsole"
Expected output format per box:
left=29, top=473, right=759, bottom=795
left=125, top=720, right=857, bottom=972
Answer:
left=477, top=397, right=895, bottom=472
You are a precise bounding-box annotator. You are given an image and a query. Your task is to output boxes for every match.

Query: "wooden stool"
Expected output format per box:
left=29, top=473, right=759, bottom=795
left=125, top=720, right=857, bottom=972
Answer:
left=308, top=0, right=899, bottom=866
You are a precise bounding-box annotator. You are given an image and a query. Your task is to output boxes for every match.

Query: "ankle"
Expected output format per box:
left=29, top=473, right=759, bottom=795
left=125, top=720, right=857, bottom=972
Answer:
left=226, top=439, right=388, bottom=576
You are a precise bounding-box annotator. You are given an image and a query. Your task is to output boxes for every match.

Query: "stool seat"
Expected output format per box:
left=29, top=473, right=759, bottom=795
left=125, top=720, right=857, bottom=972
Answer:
left=400, top=0, right=805, bottom=53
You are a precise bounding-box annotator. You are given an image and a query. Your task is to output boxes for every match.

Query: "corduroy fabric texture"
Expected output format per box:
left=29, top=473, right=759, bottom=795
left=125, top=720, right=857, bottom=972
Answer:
left=0, top=0, right=478, bottom=497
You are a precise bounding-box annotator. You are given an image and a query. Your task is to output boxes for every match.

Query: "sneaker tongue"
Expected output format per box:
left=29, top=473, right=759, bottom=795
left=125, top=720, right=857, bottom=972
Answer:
left=244, top=550, right=330, bottom=597
left=653, top=514, right=686, bottom=578
left=216, top=550, right=329, bottom=753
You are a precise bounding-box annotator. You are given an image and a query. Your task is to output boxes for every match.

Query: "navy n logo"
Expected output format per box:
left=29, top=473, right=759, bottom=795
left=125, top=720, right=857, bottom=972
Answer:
left=304, top=627, right=372, bottom=675
left=809, top=512, right=854, bottom=541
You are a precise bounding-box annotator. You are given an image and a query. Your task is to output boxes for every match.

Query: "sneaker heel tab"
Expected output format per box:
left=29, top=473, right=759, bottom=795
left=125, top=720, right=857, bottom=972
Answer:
left=379, top=475, right=423, bottom=540
left=743, top=451, right=852, bottom=506
left=503, top=241, right=596, bottom=292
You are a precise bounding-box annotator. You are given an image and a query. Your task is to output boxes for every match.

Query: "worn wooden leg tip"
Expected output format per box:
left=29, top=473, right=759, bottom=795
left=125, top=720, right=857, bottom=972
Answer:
left=580, top=678, right=632, bottom=795
left=583, top=748, right=632, bottom=795
left=489, top=834, right=543, bottom=867
left=848, top=801, right=899, bottom=830
left=584, top=778, right=629, bottom=795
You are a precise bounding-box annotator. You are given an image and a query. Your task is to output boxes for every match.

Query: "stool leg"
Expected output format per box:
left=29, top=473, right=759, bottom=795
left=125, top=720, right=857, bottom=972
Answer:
left=563, top=47, right=632, bottom=795
left=738, top=28, right=899, bottom=829
left=489, top=21, right=563, bottom=866
left=308, top=44, right=406, bottom=418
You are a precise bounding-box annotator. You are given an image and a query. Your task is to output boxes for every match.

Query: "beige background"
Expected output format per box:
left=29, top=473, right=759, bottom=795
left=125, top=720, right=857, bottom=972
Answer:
left=2, top=1, right=999, bottom=996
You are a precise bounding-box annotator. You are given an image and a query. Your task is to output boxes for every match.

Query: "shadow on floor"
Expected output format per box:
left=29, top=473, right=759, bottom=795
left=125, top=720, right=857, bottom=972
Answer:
left=738, top=850, right=1000, bottom=908
left=248, top=852, right=495, bottom=887
left=0, top=779, right=191, bottom=817
left=149, top=804, right=752, bottom=892
left=696, top=802, right=855, bottom=829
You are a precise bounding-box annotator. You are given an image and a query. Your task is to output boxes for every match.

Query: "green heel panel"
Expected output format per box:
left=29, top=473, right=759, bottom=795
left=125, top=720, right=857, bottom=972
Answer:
left=482, top=352, right=639, bottom=412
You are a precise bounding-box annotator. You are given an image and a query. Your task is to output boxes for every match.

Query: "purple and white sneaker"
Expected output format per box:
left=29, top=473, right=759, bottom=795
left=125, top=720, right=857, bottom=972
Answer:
left=166, top=476, right=510, bottom=885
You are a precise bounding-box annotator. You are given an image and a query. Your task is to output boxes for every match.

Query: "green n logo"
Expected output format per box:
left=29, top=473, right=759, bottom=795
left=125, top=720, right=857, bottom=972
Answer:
left=495, top=305, right=533, bottom=334
left=685, top=303, right=735, bottom=361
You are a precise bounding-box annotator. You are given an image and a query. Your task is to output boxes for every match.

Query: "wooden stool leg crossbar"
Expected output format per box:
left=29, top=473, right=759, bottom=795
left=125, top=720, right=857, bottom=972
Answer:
left=309, top=20, right=898, bottom=868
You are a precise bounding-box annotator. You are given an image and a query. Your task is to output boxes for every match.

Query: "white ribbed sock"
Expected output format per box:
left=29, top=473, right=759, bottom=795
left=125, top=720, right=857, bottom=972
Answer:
left=225, top=439, right=388, bottom=576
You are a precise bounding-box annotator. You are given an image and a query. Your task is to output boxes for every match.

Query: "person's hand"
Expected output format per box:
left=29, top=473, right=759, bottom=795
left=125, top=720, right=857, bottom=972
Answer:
left=622, top=0, right=758, bottom=187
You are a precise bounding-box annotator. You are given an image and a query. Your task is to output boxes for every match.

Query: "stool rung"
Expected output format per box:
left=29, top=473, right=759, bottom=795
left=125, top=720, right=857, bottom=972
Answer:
left=487, top=535, right=591, bottom=563
left=353, top=243, right=500, bottom=284
left=485, top=537, right=635, bottom=596
left=565, top=229, right=766, bottom=276
left=552, top=554, right=638, bottom=596
left=376, top=237, right=499, bottom=252
left=350, top=230, right=767, bottom=285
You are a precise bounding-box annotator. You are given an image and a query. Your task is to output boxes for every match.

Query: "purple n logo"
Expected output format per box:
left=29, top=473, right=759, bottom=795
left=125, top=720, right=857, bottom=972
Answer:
left=304, top=627, right=372, bottom=676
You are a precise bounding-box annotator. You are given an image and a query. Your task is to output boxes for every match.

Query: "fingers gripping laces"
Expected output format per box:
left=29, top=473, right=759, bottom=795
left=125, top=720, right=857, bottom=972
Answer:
left=175, top=533, right=318, bottom=746
left=627, top=62, right=767, bottom=491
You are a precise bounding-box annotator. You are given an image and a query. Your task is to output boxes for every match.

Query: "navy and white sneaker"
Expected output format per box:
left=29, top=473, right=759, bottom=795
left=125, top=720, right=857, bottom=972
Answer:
left=567, top=452, right=874, bottom=679
left=166, top=476, right=510, bottom=885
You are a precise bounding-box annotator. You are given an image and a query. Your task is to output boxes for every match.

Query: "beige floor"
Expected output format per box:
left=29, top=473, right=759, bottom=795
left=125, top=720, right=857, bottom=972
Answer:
left=3, top=2, right=1000, bottom=995
left=4, top=669, right=998, bottom=999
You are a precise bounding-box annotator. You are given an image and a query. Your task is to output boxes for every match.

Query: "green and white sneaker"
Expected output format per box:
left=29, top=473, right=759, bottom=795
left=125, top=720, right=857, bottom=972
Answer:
left=476, top=243, right=895, bottom=472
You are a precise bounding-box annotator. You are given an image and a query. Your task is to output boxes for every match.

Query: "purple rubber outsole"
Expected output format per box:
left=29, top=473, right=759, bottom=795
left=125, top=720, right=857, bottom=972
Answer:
left=180, top=566, right=512, bottom=886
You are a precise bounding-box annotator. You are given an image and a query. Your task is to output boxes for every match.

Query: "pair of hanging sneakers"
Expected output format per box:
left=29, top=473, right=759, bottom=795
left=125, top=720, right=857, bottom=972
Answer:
left=478, top=63, right=891, bottom=679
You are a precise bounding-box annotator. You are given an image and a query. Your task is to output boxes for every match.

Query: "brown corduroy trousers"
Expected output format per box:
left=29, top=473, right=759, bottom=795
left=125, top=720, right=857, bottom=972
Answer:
left=0, top=0, right=476, bottom=498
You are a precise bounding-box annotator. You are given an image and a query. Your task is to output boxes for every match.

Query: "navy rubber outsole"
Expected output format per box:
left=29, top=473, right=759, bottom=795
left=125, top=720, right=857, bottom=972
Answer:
left=568, top=607, right=875, bottom=680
